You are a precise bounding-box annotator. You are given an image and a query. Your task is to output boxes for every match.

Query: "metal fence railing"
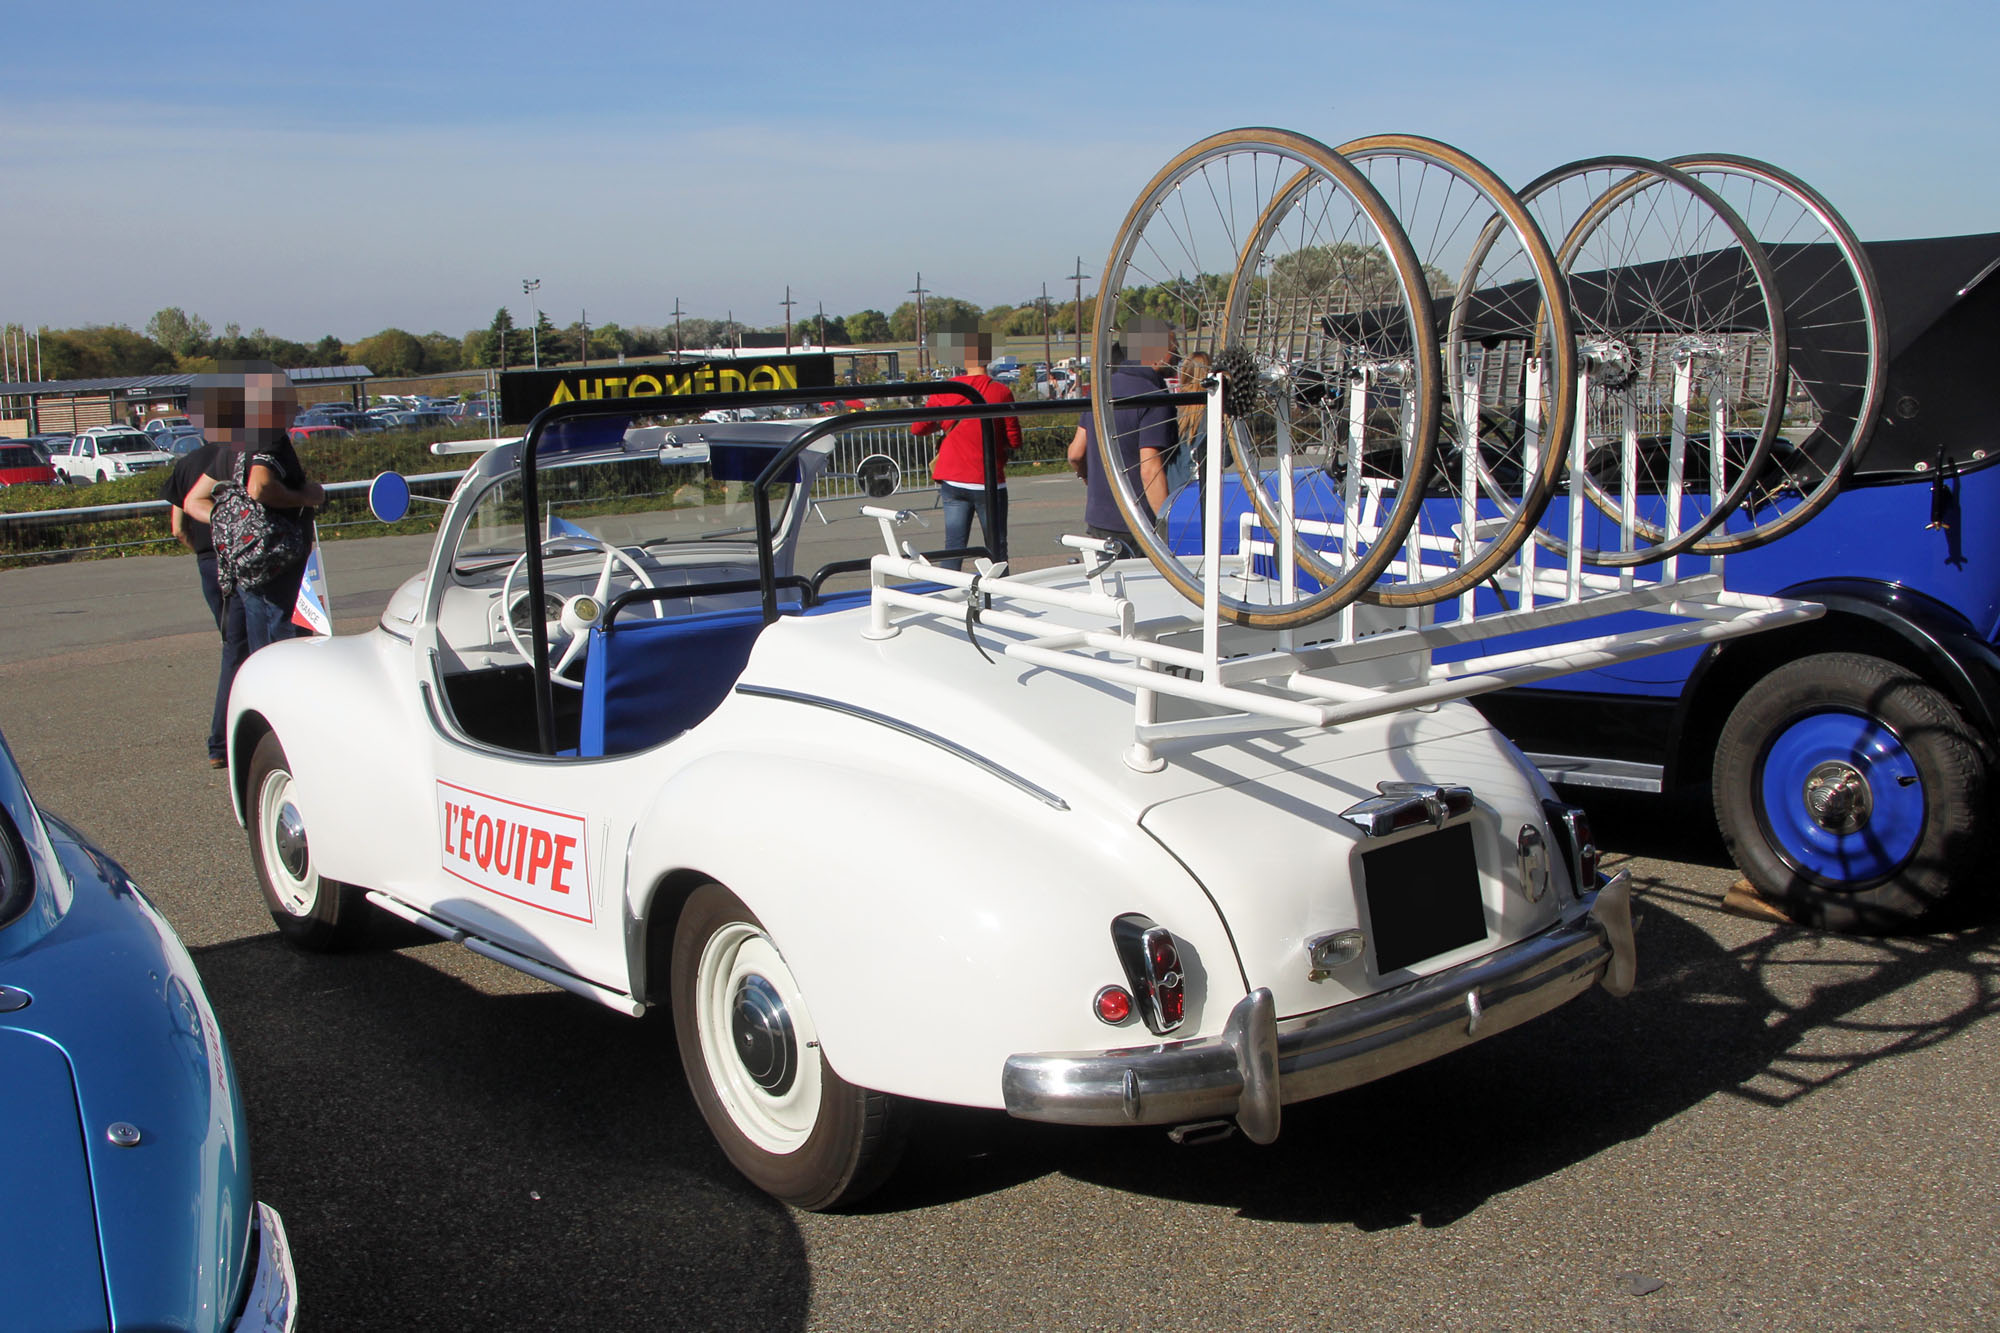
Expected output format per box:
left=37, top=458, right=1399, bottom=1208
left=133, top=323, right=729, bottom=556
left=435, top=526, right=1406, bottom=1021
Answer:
left=1, top=409, right=1085, bottom=564
left=0, top=468, right=469, bottom=563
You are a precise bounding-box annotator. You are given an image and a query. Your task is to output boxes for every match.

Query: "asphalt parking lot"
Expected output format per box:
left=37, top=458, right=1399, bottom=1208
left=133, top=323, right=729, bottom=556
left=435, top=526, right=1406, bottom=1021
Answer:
left=3, top=483, right=1997, bottom=1332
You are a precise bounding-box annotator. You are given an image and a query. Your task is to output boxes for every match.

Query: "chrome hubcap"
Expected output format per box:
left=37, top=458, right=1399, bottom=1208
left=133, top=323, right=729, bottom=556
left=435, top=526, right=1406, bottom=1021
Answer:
left=731, top=974, right=797, bottom=1095
left=1803, top=761, right=1872, bottom=835
left=274, top=802, right=310, bottom=880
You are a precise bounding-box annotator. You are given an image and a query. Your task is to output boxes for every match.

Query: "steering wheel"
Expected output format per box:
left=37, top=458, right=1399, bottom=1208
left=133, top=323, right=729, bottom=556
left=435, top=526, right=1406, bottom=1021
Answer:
left=501, top=535, right=655, bottom=690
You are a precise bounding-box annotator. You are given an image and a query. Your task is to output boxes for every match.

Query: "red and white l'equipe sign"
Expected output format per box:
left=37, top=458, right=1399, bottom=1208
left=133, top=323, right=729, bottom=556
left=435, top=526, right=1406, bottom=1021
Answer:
left=436, top=781, right=593, bottom=923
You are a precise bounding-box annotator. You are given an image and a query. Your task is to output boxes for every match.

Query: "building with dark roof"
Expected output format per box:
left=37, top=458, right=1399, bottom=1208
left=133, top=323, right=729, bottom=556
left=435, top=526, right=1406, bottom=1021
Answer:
left=0, top=365, right=374, bottom=436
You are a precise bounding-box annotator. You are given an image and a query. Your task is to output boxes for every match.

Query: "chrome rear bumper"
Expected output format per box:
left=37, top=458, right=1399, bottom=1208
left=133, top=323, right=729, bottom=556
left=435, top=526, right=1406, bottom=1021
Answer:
left=1002, top=874, right=1634, bottom=1143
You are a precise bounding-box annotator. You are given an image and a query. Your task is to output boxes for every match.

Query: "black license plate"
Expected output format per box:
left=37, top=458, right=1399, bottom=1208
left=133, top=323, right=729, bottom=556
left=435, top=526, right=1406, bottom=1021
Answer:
left=1361, top=822, right=1487, bottom=973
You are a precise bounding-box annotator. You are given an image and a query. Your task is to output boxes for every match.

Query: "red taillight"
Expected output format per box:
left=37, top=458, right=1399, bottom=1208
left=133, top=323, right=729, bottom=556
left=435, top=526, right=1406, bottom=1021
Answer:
left=1094, top=986, right=1133, bottom=1024
left=1111, top=914, right=1187, bottom=1035
left=1543, top=800, right=1602, bottom=896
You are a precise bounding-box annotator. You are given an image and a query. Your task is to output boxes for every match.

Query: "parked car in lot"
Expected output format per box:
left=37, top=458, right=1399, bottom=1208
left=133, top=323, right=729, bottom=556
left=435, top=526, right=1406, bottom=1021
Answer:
left=50, top=427, right=175, bottom=484
left=287, top=424, right=353, bottom=446
left=220, top=394, right=1633, bottom=1211
left=156, top=424, right=209, bottom=456
left=0, top=726, right=297, bottom=1331
left=0, top=441, right=58, bottom=486
left=19, top=433, right=73, bottom=465
left=144, top=415, right=193, bottom=438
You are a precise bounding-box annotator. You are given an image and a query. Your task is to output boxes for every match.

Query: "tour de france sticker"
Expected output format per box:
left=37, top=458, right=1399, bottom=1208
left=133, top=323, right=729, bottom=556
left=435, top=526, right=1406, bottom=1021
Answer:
left=436, top=780, right=593, bottom=924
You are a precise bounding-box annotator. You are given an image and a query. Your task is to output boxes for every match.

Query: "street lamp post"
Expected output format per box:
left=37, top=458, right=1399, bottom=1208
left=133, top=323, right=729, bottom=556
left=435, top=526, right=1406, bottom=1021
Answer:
left=522, top=278, right=542, bottom=368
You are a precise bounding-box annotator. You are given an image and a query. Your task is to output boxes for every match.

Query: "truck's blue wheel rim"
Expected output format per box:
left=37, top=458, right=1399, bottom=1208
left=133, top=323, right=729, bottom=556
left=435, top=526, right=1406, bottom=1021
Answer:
left=1759, top=708, right=1923, bottom=885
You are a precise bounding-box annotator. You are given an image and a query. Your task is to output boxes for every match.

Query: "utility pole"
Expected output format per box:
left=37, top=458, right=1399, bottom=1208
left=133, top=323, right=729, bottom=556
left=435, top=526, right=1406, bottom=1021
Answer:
left=781, top=285, right=796, bottom=353
left=1070, top=257, right=1091, bottom=370
left=522, top=278, right=542, bottom=369
left=816, top=301, right=826, bottom=348
left=909, top=273, right=930, bottom=376
left=671, top=298, right=685, bottom=356
left=580, top=309, right=590, bottom=369
left=1041, top=281, right=1052, bottom=372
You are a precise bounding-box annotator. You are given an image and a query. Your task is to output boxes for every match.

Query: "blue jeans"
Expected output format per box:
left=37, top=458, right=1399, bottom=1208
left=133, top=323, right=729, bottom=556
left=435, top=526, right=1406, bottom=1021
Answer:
left=197, top=551, right=250, bottom=762
left=939, top=484, right=1008, bottom=572
left=240, top=571, right=306, bottom=656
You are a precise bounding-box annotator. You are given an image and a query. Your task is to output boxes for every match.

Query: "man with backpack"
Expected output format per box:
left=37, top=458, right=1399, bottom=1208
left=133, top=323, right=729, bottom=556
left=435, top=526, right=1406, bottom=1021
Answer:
left=181, top=363, right=326, bottom=655
left=162, top=434, right=249, bottom=768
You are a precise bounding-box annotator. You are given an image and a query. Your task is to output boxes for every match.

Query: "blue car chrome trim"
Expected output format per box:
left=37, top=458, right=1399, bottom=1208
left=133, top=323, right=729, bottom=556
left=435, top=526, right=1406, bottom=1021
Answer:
left=231, top=1203, right=298, bottom=1333
left=734, top=684, right=1071, bottom=811
left=1003, top=877, right=1633, bottom=1139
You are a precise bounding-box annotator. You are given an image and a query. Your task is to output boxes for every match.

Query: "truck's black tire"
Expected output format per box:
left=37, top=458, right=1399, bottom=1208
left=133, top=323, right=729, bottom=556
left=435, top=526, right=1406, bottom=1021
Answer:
left=1713, top=652, right=1991, bottom=932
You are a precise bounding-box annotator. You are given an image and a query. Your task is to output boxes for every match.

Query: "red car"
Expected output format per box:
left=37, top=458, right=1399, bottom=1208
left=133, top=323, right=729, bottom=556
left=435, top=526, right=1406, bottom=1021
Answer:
left=0, top=442, right=57, bottom=487
left=287, top=424, right=353, bottom=446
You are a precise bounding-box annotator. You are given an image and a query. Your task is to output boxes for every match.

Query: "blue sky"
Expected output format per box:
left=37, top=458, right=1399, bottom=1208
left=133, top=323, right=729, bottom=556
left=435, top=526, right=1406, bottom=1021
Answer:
left=2, top=0, right=1992, bottom=341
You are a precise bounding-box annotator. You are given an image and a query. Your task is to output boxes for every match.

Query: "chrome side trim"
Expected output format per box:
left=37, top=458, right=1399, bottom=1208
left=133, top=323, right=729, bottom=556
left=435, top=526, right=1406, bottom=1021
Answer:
left=458, top=935, right=647, bottom=1017
left=231, top=1202, right=298, bottom=1333
left=1002, top=899, right=1623, bottom=1133
left=735, top=684, right=1070, bottom=811
left=1528, top=753, right=1664, bottom=793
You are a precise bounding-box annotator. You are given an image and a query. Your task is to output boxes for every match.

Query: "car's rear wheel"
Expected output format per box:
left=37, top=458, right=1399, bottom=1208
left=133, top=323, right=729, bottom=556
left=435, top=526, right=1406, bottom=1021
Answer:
left=246, top=732, right=371, bottom=949
left=1714, top=652, right=1992, bottom=931
left=670, top=882, right=909, bottom=1210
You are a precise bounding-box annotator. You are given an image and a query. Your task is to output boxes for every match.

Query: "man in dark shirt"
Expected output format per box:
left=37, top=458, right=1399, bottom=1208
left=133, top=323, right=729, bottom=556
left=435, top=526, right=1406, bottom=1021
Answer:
left=1067, top=318, right=1178, bottom=546
left=182, top=365, right=326, bottom=655
left=163, top=437, right=247, bottom=768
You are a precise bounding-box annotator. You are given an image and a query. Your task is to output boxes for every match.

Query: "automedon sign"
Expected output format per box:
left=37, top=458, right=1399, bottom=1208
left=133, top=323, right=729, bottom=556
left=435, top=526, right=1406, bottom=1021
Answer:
left=499, top=354, right=835, bottom=423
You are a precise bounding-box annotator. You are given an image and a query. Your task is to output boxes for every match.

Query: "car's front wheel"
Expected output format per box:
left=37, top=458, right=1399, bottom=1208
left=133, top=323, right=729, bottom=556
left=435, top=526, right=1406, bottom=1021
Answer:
left=1714, top=652, right=1992, bottom=931
left=246, top=732, right=371, bottom=949
left=670, top=882, right=909, bottom=1210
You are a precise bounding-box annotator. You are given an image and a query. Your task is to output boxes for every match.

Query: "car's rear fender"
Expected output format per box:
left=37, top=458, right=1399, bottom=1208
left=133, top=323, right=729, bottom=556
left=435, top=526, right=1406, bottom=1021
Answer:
left=625, top=742, right=1239, bottom=1111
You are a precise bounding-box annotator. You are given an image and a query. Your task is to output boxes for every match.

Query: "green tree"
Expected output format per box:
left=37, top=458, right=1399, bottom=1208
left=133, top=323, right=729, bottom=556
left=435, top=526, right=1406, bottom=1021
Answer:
left=144, top=307, right=212, bottom=359
left=418, top=331, right=467, bottom=372
left=846, top=309, right=890, bottom=343
left=39, top=325, right=175, bottom=379
left=888, top=295, right=979, bottom=342
left=532, top=311, right=566, bottom=364
left=349, top=328, right=425, bottom=376
left=477, top=309, right=529, bottom=369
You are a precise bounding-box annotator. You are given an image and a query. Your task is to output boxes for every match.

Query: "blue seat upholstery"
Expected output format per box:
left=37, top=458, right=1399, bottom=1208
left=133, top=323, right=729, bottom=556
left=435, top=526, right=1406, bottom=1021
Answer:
left=578, top=607, right=771, bottom=757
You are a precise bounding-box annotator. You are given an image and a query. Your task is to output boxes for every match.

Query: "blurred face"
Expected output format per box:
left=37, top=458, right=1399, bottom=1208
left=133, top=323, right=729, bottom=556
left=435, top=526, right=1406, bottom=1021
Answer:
left=1128, top=327, right=1175, bottom=368
left=245, top=373, right=298, bottom=434
left=191, top=368, right=296, bottom=442
left=930, top=330, right=991, bottom=367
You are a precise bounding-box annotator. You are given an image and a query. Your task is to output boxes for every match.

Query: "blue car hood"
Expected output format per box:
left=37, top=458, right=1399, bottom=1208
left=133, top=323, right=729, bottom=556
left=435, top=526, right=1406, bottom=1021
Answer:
left=0, top=818, right=254, bottom=1332
left=0, top=1028, right=110, bottom=1328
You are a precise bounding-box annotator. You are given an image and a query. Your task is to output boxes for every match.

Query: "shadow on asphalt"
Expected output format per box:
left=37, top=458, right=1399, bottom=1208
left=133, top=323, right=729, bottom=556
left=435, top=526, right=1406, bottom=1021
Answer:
left=194, top=852, right=2000, bottom=1313
left=192, top=935, right=809, bottom=1333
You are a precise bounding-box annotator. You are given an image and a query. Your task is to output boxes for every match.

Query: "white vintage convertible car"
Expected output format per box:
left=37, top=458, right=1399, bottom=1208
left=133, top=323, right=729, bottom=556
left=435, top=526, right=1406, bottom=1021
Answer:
left=224, top=394, right=1635, bottom=1209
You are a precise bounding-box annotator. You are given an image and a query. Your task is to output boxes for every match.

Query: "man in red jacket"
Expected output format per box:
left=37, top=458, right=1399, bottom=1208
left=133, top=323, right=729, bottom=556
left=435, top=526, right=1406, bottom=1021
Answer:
left=912, top=325, right=1021, bottom=570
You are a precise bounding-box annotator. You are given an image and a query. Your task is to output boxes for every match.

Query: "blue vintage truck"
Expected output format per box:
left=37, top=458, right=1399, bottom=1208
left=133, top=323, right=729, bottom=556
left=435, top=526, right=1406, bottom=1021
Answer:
left=1161, top=232, right=1997, bottom=932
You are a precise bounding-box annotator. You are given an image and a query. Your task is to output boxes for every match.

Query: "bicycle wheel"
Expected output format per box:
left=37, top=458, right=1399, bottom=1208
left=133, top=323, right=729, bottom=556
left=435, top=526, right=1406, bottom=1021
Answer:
left=1093, top=127, right=1440, bottom=629
left=1665, top=154, right=1885, bottom=553
left=1332, top=134, right=1577, bottom=605
left=1517, top=157, right=1789, bottom=567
